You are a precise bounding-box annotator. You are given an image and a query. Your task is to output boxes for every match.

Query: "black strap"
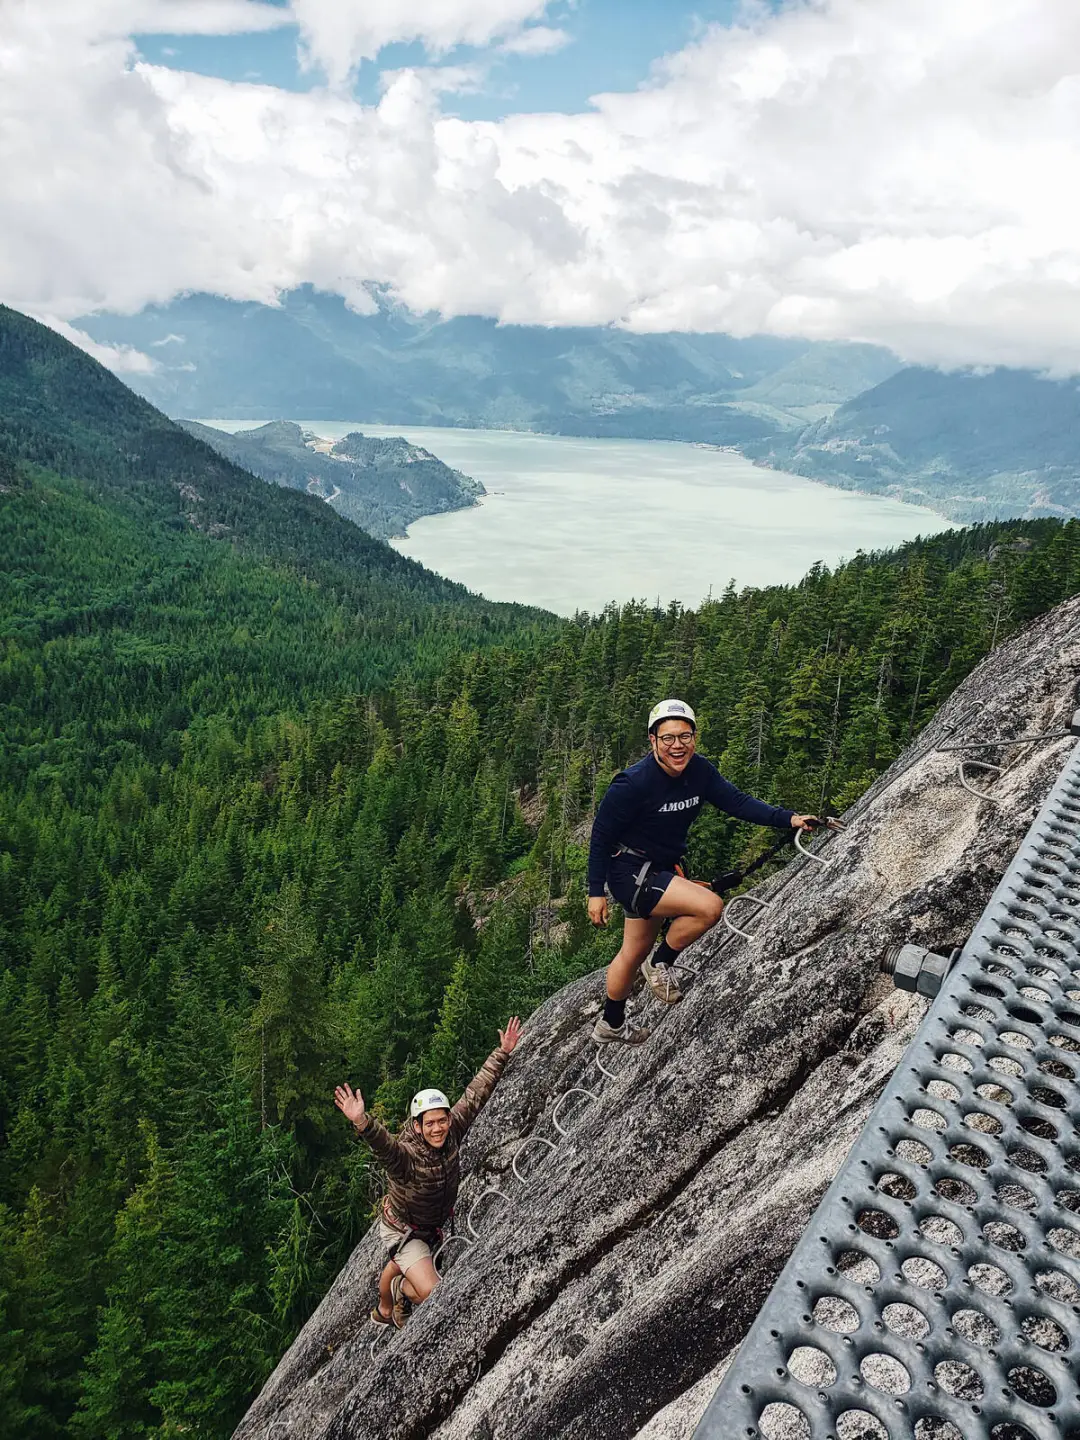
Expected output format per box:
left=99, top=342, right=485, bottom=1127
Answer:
left=710, top=816, right=844, bottom=895
left=711, top=831, right=795, bottom=895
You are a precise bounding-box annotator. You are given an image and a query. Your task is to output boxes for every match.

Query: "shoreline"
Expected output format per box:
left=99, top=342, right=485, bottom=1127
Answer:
left=197, top=416, right=958, bottom=534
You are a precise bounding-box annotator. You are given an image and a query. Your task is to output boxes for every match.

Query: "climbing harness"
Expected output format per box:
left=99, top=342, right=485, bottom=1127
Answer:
left=612, top=844, right=663, bottom=916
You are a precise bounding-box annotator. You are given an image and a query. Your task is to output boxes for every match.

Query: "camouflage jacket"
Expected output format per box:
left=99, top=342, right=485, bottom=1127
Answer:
left=358, top=1047, right=508, bottom=1238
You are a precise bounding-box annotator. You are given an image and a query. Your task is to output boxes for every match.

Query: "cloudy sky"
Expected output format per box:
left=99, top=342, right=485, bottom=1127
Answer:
left=3, top=0, right=1080, bottom=370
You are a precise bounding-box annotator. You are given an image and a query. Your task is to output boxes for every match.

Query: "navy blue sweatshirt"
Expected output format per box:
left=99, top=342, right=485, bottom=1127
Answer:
left=587, top=753, right=794, bottom=897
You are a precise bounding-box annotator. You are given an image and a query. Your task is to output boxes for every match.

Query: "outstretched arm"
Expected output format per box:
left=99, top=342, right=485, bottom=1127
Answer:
left=334, top=1082, right=410, bottom=1179
left=449, top=1017, right=521, bottom=1137
left=702, top=763, right=802, bottom=829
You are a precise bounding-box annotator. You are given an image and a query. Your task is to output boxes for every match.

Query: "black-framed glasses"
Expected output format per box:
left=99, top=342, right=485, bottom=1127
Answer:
left=656, top=731, right=695, bottom=748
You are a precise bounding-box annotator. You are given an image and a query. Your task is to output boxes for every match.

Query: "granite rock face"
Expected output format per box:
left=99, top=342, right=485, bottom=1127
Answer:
left=236, top=598, right=1080, bottom=1440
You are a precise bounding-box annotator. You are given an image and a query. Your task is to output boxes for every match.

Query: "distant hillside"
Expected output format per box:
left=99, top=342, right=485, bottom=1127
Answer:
left=180, top=419, right=483, bottom=538
left=0, top=302, right=550, bottom=719
left=76, top=288, right=894, bottom=445
left=725, top=341, right=903, bottom=429
left=756, top=366, right=1080, bottom=522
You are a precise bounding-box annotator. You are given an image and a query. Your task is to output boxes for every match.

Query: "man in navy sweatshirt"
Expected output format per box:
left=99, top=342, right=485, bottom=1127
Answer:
left=587, top=698, right=816, bottom=1044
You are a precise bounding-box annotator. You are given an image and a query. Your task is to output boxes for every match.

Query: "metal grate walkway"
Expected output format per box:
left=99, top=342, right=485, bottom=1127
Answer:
left=696, top=741, right=1080, bottom=1440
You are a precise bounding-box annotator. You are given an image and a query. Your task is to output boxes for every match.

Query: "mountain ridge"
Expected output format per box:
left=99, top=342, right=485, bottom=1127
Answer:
left=753, top=365, right=1080, bottom=522
left=76, top=289, right=896, bottom=444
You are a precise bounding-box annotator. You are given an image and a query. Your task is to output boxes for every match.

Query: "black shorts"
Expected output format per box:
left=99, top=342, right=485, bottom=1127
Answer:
left=606, top=854, right=677, bottom=919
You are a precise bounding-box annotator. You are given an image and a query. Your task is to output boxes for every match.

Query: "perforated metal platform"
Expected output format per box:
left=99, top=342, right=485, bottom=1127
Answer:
left=697, top=741, right=1080, bottom=1440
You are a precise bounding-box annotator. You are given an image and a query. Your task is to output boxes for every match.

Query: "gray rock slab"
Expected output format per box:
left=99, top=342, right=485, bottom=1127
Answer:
left=235, top=596, right=1080, bottom=1440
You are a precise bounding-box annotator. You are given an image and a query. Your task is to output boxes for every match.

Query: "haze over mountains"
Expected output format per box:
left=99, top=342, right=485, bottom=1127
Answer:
left=79, top=288, right=1080, bottom=525
left=79, top=289, right=894, bottom=443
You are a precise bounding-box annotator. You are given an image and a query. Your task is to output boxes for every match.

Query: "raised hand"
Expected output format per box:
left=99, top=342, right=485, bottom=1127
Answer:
left=499, top=1016, right=523, bottom=1054
left=334, top=1082, right=368, bottom=1131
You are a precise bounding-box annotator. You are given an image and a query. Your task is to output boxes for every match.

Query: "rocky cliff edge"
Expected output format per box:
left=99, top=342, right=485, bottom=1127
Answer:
left=236, top=596, right=1080, bottom=1440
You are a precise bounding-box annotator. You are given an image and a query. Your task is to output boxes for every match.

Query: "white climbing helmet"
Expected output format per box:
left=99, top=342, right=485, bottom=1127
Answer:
left=647, top=698, right=697, bottom=735
left=410, top=1088, right=451, bottom=1120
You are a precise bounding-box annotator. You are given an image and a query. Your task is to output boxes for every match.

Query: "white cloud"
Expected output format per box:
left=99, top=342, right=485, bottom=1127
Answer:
left=3, top=0, right=1080, bottom=371
left=379, top=62, right=488, bottom=97
left=38, top=318, right=158, bottom=374
left=120, top=0, right=288, bottom=37
left=291, top=0, right=557, bottom=86
left=498, top=25, right=571, bottom=57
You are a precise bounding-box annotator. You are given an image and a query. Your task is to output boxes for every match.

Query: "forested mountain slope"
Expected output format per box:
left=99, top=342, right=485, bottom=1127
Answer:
left=759, top=365, right=1080, bottom=522
left=179, top=420, right=483, bottom=540
left=2, top=303, right=1080, bottom=1438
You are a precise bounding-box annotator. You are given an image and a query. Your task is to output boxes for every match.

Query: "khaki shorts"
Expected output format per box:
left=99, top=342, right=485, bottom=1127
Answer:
left=378, top=1219, right=433, bottom=1273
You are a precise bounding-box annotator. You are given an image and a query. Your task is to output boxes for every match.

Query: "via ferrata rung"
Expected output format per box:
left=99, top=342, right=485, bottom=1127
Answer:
left=722, top=891, right=775, bottom=941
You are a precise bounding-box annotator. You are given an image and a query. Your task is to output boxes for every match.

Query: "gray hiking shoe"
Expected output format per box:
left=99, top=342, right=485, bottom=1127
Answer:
left=591, top=1016, right=651, bottom=1045
left=642, top=952, right=683, bottom=1004
left=390, top=1274, right=410, bottom=1330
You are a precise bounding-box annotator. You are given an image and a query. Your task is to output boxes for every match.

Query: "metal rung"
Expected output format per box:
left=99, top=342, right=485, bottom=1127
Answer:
left=552, top=1086, right=597, bottom=1136
left=722, top=892, right=774, bottom=941
left=466, top=1187, right=513, bottom=1241
left=941, top=698, right=988, bottom=736
left=595, top=1047, right=622, bottom=1081
left=511, top=1134, right=558, bottom=1184
left=795, top=826, right=833, bottom=866
left=432, top=1231, right=473, bottom=1277
left=958, top=756, right=1003, bottom=801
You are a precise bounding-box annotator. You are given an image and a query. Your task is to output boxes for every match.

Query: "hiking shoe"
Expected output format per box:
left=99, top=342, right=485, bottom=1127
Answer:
left=370, top=1303, right=393, bottom=1328
left=390, top=1274, right=410, bottom=1329
left=591, top=1016, right=651, bottom=1045
left=642, top=953, right=683, bottom=1004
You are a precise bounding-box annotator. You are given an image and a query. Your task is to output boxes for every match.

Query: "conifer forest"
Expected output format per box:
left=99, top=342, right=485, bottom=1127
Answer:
left=3, top=306, right=1080, bottom=1437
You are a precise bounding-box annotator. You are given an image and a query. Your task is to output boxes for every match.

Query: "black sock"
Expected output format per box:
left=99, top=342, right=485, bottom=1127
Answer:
left=652, top=938, right=682, bottom=968
left=603, top=995, right=626, bottom=1028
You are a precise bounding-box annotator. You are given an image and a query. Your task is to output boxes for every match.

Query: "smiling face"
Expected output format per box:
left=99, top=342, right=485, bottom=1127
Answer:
left=650, top=717, right=696, bottom=776
left=416, top=1108, right=451, bottom=1148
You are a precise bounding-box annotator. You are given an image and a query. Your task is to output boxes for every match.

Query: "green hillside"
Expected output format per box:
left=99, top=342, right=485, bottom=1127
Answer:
left=758, top=365, right=1080, bottom=521
left=3, top=305, right=1080, bottom=1438
left=179, top=420, right=483, bottom=539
